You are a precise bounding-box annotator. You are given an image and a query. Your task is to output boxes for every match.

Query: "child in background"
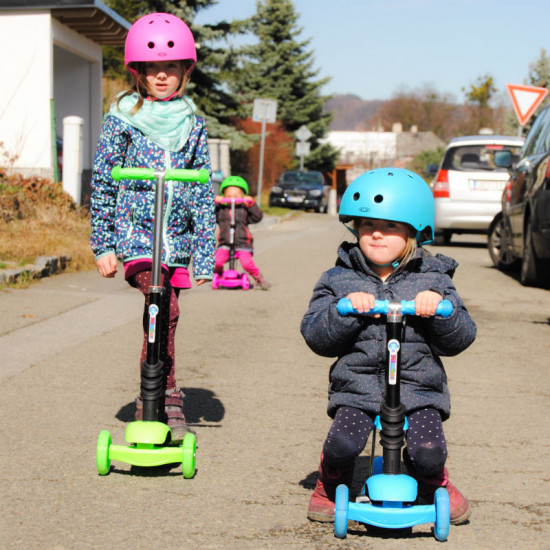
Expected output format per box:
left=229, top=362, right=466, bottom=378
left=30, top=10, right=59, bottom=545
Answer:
left=90, top=13, right=216, bottom=440
left=301, top=168, right=476, bottom=525
left=214, top=176, right=270, bottom=290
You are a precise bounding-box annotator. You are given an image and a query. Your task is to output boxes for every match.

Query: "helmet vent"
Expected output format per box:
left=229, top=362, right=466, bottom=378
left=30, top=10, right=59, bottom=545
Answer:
left=374, top=194, right=383, bottom=203
left=353, top=192, right=360, bottom=201
left=147, top=41, right=155, bottom=49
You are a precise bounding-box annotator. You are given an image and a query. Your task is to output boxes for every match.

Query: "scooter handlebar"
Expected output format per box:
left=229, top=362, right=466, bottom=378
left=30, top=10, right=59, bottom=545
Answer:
left=336, top=298, right=453, bottom=318
left=214, top=197, right=247, bottom=204
left=112, top=166, right=210, bottom=183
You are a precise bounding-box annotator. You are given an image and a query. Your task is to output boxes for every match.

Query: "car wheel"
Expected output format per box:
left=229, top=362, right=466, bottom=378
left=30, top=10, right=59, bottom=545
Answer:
left=488, top=213, right=519, bottom=270
left=433, top=229, right=452, bottom=246
left=520, top=221, right=547, bottom=286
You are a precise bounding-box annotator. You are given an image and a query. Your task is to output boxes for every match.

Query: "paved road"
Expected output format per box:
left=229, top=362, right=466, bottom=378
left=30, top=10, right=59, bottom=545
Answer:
left=1, top=213, right=549, bottom=549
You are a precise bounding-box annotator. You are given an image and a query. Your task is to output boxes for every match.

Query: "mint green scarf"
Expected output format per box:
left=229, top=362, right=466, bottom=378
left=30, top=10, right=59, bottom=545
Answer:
left=107, top=92, right=197, bottom=152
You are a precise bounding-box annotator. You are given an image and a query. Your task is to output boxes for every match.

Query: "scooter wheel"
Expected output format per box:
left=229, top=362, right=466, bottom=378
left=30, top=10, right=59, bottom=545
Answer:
left=434, top=487, right=450, bottom=541
left=241, top=273, right=250, bottom=290
left=334, top=484, right=349, bottom=538
left=96, top=430, right=112, bottom=475
left=212, top=274, right=219, bottom=290
left=182, top=433, right=196, bottom=479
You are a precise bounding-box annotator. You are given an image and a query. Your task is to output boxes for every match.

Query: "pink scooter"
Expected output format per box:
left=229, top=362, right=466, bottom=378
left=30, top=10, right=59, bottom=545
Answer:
left=212, top=197, right=250, bottom=290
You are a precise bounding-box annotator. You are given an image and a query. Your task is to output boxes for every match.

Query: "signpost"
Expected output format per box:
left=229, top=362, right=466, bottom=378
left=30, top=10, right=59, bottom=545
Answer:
left=252, top=98, right=277, bottom=205
left=295, top=125, right=312, bottom=170
left=506, top=83, right=549, bottom=133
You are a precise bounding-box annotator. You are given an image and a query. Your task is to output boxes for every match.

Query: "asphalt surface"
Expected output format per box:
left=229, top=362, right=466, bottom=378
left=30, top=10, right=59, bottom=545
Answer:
left=1, top=212, right=549, bottom=549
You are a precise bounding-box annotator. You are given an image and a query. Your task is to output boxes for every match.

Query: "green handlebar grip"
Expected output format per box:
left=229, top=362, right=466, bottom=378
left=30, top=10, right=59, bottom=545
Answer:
left=111, top=166, right=209, bottom=183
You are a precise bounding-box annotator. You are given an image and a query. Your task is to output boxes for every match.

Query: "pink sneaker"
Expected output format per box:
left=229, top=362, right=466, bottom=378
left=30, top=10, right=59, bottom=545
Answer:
left=307, top=455, right=354, bottom=522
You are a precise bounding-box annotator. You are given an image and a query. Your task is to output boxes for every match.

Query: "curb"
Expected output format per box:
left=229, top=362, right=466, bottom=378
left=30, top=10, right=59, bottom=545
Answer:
left=0, top=255, right=71, bottom=285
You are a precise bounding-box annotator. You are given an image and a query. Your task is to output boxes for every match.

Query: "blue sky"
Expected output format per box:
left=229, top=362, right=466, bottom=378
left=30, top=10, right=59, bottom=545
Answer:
left=195, top=0, right=549, bottom=104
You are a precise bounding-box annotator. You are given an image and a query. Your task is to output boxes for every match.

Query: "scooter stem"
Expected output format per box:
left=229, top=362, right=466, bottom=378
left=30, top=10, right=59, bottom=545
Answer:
left=379, top=307, right=406, bottom=475
left=142, top=171, right=167, bottom=421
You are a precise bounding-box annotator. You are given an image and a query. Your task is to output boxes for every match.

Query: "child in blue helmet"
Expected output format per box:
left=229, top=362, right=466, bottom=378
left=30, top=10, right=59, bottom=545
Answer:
left=301, top=168, right=476, bottom=525
left=214, top=176, right=270, bottom=289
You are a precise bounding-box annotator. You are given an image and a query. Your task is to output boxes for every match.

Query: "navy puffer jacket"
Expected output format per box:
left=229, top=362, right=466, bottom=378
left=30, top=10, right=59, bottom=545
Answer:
left=300, top=242, right=476, bottom=421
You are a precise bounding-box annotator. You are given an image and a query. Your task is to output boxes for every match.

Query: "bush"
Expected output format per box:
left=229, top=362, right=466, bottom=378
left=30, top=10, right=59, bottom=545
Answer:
left=0, top=171, right=95, bottom=272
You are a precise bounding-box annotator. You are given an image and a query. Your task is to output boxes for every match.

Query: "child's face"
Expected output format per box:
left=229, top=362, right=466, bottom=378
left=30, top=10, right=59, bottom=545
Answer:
left=145, top=60, right=185, bottom=99
left=223, top=186, right=245, bottom=199
left=357, top=218, right=410, bottom=267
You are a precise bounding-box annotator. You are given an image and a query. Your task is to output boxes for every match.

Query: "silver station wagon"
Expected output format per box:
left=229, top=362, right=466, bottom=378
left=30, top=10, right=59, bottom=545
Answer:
left=431, top=134, right=525, bottom=244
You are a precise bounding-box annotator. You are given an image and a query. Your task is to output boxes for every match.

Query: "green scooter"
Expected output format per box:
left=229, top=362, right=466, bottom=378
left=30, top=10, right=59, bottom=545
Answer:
left=96, top=166, right=209, bottom=478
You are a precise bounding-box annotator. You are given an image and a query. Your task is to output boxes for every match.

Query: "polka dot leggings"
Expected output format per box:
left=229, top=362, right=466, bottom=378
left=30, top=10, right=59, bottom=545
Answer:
left=128, top=269, right=180, bottom=391
left=323, top=406, right=447, bottom=476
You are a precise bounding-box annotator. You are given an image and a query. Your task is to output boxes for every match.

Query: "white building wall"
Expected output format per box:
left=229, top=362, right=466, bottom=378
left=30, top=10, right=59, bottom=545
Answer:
left=325, top=131, right=397, bottom=165
left=0, top=12, right=52, bottom=174
left=0, top=11, right=102, bottom=183
left=323, top=131, right=398, bottom=182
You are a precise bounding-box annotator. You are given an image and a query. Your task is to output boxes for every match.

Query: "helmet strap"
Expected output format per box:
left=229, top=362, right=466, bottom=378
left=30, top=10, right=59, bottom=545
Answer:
left=344, top=224, right=358, bottom=238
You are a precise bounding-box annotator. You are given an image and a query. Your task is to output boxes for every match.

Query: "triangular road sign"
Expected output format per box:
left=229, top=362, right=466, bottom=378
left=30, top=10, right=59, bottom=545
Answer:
left=506, top=83, right=549, bottom=126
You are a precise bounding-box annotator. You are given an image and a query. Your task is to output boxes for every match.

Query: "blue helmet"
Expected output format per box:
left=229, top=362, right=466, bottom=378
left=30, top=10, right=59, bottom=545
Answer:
left=339, top=168, right=435, bottom=244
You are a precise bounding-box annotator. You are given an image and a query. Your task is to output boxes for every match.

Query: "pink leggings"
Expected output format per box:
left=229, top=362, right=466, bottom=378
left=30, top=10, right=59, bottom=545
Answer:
left=214, top=248, right=260, bottom=279
left=128, top=269, right=180, bottom=390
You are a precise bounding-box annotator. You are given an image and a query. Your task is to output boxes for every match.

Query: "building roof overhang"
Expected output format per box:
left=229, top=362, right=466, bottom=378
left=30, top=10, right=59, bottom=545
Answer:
left=0, top=0, right=130, bottom=46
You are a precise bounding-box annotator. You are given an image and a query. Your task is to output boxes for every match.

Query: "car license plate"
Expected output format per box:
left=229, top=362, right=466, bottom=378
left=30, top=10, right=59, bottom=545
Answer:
left=287, top=196, right=303, bottom=203
left=469, top=179, right=504, bottom=191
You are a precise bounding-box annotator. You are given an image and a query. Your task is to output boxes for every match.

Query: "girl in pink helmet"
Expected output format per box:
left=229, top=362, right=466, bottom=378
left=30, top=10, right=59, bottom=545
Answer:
left=90, top=13, right=216, bottom=441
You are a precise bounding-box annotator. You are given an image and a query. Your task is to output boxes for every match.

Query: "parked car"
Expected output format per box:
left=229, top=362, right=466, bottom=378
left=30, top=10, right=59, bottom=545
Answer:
left=431, top=135, right=525, bottom=244
left=268, top=170, right=329, bottom=213
left=488, top=104, right=550, bottom=287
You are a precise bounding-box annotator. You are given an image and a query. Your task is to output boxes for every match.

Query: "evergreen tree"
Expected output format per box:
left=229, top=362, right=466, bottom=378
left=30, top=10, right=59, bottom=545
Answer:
left=527, top=47, right=550, bottom=111
left=232, top=0, right=338, bottom=173
left=103, top=0, right=250, bottom=148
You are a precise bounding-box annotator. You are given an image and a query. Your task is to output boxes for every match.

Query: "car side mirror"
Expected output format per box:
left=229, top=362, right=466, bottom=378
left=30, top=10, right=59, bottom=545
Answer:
left=426, top=164, right=439, bottom=176
left=494, top=150, right=513, bottom=168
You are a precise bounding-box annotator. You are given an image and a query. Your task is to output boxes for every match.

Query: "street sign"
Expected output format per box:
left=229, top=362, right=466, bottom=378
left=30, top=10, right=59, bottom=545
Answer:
left=252, top=98, right=278, bottom=206
left=296, top=141, right=310, bottom=156
left=295, top=125, right=312, bottom=142
left=506, top=83, right=549, bottom=126
left=252, top=98, right=277, bottom=123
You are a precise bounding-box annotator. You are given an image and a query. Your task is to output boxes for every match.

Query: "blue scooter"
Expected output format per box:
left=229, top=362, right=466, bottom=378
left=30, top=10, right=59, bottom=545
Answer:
left=334, top=298, right=452, bottom=541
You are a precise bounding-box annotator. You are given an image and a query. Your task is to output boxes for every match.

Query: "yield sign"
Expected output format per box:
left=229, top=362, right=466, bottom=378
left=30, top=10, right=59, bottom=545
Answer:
left=506, top=83, right=549, bottom=126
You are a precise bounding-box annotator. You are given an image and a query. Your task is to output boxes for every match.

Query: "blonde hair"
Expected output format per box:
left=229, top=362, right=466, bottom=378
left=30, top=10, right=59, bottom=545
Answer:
left=117, top=60, right=193, bottom=114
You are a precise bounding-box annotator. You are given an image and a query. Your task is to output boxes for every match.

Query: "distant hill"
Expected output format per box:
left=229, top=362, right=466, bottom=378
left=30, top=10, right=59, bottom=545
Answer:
left=325, top=94, right=383, bottom=131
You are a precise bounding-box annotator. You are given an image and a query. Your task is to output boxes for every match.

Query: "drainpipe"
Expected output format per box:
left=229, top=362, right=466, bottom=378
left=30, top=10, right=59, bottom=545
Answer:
left=50, top=99, right=59, bottom=182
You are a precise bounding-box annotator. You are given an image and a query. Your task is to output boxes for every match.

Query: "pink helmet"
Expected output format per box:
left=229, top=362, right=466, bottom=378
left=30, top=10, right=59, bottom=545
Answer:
left=125, top=13, right=197, bottom=74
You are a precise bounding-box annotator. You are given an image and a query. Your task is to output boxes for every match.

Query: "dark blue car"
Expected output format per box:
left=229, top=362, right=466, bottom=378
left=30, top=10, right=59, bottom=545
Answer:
left=269, top=171, right=329, bottom=213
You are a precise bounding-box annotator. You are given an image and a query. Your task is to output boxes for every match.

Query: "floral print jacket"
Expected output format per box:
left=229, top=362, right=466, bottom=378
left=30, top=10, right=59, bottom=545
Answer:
left=90, top=114, right=216, bottom=280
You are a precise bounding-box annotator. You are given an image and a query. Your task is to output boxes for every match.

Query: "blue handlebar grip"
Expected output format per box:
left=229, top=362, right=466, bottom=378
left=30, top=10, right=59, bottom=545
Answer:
left=336, top=298, right=389, bottom=316
left=337, top=297, right=453, bottom=318
left=112, top=166, right=209, bottom=183
left=337, top=298, right=355, bottom=316
left=400, top=299, right=453, bottom=318
left=435, top=300, right=453, bottom=318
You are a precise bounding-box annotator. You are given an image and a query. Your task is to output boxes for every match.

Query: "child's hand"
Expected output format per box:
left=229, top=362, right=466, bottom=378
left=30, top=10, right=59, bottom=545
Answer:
left=244, top=196, right=255, bottom=207
left=214, top=195, right=224, bottom=204
left=96, top=253, right=117, bottom=278
left=414, top=290, right=443, bottom=317
left=345, top=292, right=379, bottom=316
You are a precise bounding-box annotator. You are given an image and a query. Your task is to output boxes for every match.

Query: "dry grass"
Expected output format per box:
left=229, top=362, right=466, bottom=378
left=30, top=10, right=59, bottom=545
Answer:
left=0, top=171, right=95, bottom=272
